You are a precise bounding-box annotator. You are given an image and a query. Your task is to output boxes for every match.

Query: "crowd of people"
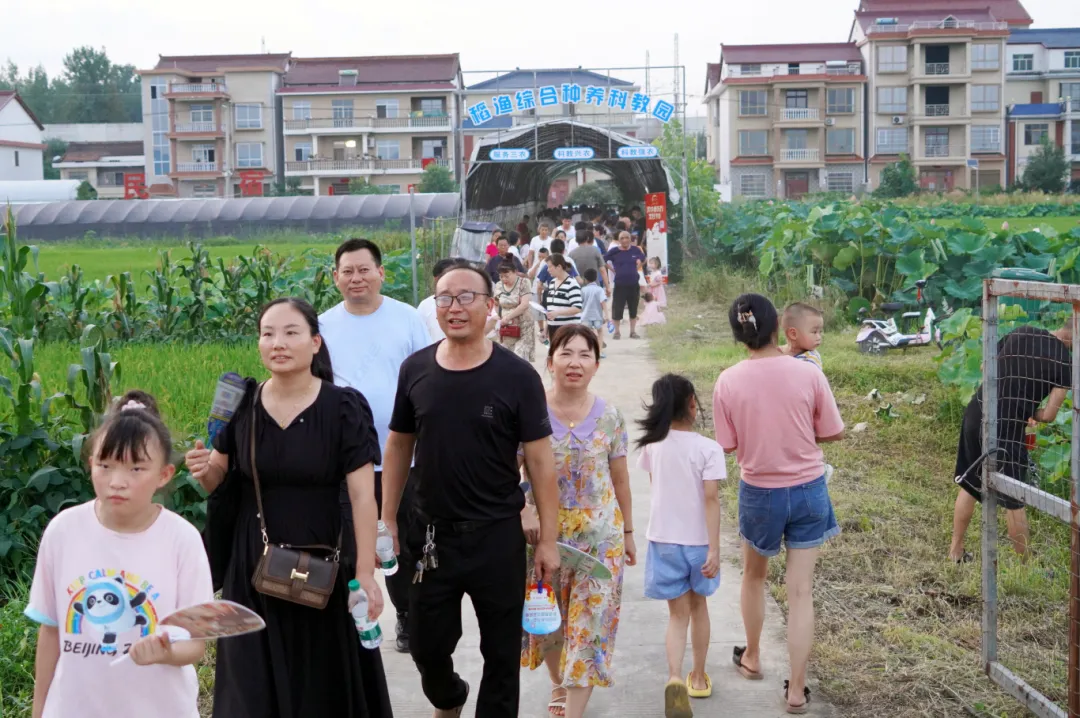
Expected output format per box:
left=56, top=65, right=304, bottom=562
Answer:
left=23, top=228, right=854, bottom=718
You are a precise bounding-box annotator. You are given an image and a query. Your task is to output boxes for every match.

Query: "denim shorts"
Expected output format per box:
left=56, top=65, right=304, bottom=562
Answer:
left=644, top=541, right=720, bottom=600
left=738, top=476, right=840, bottom=558
left=583, top=319, right=605, bottom=330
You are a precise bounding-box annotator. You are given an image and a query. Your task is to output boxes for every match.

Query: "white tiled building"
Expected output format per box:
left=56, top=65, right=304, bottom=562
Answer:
left=0, top=90, right=45, bottom=181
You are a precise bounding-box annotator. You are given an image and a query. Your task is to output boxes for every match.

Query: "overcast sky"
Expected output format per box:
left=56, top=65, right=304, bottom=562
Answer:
left=5, top=0, right=1078, bottom=115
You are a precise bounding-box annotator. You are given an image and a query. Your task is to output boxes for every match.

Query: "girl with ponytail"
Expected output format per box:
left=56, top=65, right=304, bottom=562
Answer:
left=636, top=374, right=727, bottom=715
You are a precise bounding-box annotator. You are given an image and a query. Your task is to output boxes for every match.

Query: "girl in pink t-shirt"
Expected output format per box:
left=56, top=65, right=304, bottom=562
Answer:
left=712, top=294, right=844, bottom=714
left=636, top=374, right=725, bottom=717
left=25, top=390, right=213, bottom=718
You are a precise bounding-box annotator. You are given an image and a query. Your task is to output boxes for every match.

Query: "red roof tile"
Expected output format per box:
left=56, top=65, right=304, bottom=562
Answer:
left=857, top=0, right=1032, bottom=26
left=282, top=54, right=459, bottom=91
left=152, top=53, right=292, bottom=74
left=60, top=141, right=144, bottom=162
left=721, top=43, right=863, bottom=65
left=0, top=90, right=45, bottom=130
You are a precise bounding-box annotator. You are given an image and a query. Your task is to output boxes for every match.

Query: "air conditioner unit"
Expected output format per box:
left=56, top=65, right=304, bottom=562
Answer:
left=825, top=117, right=836, bottom=126
left=891, top=115, right=905, bottom=125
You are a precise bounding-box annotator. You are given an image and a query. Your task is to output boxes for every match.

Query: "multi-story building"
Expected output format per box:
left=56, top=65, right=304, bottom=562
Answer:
left=53, top=142, right=145, bottom=199
left=852, top=6, right=1015, bottom=191
left=280, top=55, right=460, bottom=196
left=0, top=90, right=45, bottom=181
left=1005, top=28, right=1080, bottom=186
left=704, top=44, right=867, bottom=199
left=138, top=53, right=292, bottom=198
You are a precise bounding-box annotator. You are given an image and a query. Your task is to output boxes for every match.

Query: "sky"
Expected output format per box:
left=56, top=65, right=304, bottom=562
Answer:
left=5, top=0, right=1079, bottom=116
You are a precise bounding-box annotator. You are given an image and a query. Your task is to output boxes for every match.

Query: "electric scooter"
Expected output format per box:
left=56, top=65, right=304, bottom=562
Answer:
left=856, top=279, right=940, bottom=355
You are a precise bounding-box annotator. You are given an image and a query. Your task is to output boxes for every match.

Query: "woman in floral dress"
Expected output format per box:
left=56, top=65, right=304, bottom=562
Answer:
left=495, top=261, right=536, bottom=362
left=520, top=324, right=636, bottom=718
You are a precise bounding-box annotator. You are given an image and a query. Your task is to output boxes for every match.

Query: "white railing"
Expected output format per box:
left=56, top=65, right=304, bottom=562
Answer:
left=372, top=115, right=451, bottom=129
left=972, top=142, right=1002, bottom=153
left=175, top=162, right=218, bottom=172
left=168, top=83, right=226, bottom=94
left=729, top=65, right=861, bottom=77
left=285, top=158, right=449, bottom=173
left=511, top=112, right=638, bottom=127
left=781, top=108, right=820, bottom=121
left=922, top=143, right=966, bottom=159
left=780, top=148, right=820, bottom=162
left=173, top=122, right=221, bottom=134
left=826, top=65, right=863, bottom=75
left=284, top=115, right=452, bottom=132
left=876, top=143, right=909, bottom=154
left=867, top=20, right=1007, bottom=34
left=925, top=62, right=951, bottom=75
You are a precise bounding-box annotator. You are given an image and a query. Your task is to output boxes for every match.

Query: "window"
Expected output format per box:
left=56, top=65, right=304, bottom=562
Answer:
left=234, top=104, right=262, bottom=129
left=876, top=128, right=908, bottom=153
left=294, top=142, right=312, bottom=162
left=971, top=125, right=1001, bottom=152
left=419, top=98, right=445, bottom=115
left=739, top=90, right=767, bottom=116
left=878, top=46, right=907, bottom=72
left=292, top=102, right=311, bottom=120
left=1012, top=53, right=1034, bottom=72
left=150, top=78, right=170, bottom=176
left=1066, top=51, right=1080, bottom=69
left=738, top=130, right=769, bottom=156
left=1063, top=83, right=1080, bottom=112
left=332, top=99, right=354, bottom=127
left=383, top=185, right=402, bottom=194
left=971, top=44, right=1000, bottom=70
left=785, top=90, right=808, bottom=108
left=827, top=88, right=855, bottom=113
left=788, top=64, right=800, bottom=75
left=375, top=99, right=399, bottom=119
left=827, top=128, right=856, bottom=155
left=190, top=104, right=213, bottom=123
left=971, top=85, right=1000, bottom=112
left=740, top=174, right=767, bottom=197
left=13, top=151, right=18, bottom=167
left=826, top=172, right=854, bottom=193
left=421, top=139, right=445, bottom=159
left=1024, top=123, right=1049, bottom=146
left=740, top=64, right=762, bottom=76
left=102, top=171, right=125, bottom=186
left=339, top=72, right=357, bottom=87
left=236, top=142, right=263, bottom=168
left=877, top=86, right=908, bottom=113
left=375, top=140, right=400, bottom=160
left=193, top=183, right=217, bottom=198
left=784, top=129, right=808, bottom=149
left=192, top=144, right=216, bottom=164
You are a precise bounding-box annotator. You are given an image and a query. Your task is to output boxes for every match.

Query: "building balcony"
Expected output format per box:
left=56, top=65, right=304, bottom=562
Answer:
left=917, top=144, right=967, bottom=162
left=779, top=108, right=820, bottom=122
left=172, top=162, right=220, bottom=174
left=165, top=83, right=228, bottom=99
left=914, top=104, right=968, bottom=123
left=171, top=122, right=225, bottom=136
left=920, top=62, right=970, bottom=77
left=875, top=143, right=909, bottom=155
left=283, top=115, right=452, bottom=135
left=779, top=148, right=820, bottom=162
left=865, top=20, right=1007, bottom=35
left=972, top=142, right=1002, bottom=154
left=285, top=158, right=448, bottom=176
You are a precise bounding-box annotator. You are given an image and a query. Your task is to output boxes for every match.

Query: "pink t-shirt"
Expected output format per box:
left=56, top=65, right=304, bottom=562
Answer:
left=638, top=430, right=727, bottom=545
left=25, top=501, right=213, bottom=718
left=712, top=355, right=844, bottom=488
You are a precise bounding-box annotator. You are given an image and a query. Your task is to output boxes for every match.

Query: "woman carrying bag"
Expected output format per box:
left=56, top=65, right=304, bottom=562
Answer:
left=495, top=261, right=536, bottom=362
left=185, top=297, right=393, bottom=718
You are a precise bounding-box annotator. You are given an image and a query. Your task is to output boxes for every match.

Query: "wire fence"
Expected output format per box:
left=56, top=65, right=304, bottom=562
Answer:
left=980, top=278, right=1080, bottom=717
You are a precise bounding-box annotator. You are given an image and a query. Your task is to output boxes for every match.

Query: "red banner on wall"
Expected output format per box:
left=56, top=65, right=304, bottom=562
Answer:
left=123, top=173, right=149, bottom=199
left=644, top=192, right=668, bottom=279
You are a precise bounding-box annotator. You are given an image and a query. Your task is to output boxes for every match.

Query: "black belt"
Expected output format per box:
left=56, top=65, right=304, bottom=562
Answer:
left=415, top=510, right=509, bottom=534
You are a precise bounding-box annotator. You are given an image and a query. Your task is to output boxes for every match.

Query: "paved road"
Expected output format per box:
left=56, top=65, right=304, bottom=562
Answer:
left=374, top=335, right=835, bottom=717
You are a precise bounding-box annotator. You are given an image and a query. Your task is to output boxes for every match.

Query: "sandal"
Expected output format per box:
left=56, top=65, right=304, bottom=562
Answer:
left=548, top=684, right=567, bottom=717
left=686, top=672, right=712, bottom=698
left=629, top=332, right=641, bottom=339
left=664, top=678, right=693, bottom=718
left=952, top=551, right=973, bottom=565
left=783, top=680, right=811, bottom=714
left=732, top=646, right=764, bottom=680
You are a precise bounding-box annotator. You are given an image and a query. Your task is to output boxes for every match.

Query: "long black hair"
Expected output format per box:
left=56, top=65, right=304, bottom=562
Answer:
left=258, top=297, right=334, bottom=382
left=91, top=389, right=172, bottom=464
left=729, top=293, right=779, bottom=350
left=636, top=373, right=698, bottom=449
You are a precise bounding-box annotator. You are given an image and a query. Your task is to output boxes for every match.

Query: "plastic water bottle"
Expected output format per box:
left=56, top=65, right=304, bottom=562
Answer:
left=376, top=521, right=398, bottom=576
left=348, top=580, right=383, bottom=649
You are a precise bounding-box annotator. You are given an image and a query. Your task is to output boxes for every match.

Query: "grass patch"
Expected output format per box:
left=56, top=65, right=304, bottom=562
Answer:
left=649, top=273, right=1072, bottom=717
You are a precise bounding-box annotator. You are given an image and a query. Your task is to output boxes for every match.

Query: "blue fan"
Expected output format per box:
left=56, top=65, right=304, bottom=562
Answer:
left=207, top=372, right=247, bottom=446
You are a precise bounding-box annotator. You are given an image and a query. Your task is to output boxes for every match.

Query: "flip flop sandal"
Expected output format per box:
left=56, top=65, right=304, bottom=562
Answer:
left=664, top=679, right=693, bottom=718
left=548, top=684, right=567, bottom=717
left=732, top=646, right=764, bottom=680
left=953, top=551, right=973, bottom=565
left=686, top=672, right=712, bottom=698
left=783, top=680, right=811, bottom=714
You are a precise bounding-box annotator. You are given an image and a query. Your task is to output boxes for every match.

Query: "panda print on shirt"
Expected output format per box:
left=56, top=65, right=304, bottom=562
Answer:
left=65, top=569, right=159, bottom=657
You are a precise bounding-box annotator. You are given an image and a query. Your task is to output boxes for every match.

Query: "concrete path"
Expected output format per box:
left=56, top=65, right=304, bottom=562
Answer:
left=374, top=335, right=835, bottom=717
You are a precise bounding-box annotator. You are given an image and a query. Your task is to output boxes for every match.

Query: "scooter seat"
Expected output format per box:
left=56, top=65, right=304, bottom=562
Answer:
left=881, top=302, right=905, bottom=312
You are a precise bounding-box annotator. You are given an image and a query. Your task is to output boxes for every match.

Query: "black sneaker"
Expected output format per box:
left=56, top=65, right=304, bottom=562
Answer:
left=395, top=615, right=410, bottom=653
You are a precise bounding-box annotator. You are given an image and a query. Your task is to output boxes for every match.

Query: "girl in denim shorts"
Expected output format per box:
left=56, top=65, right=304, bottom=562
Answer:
left=712, top=293, right=845, bottom=715
left=637, top=374, right=726, bottom=718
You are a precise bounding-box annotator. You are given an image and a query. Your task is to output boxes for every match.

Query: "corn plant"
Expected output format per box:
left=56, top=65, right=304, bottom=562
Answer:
left=0, top=207, right=49, bottom=338
left=65, top=324, right=119, bottom=433
left=108, top=271, right=139, bottom=340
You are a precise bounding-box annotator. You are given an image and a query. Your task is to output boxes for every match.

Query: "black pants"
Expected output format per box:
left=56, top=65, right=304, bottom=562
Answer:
left=342, top=468, right=417, bottom=619
left=612, top=283, right=640, bottom=321
left=407, top=514, right=526, bottom=715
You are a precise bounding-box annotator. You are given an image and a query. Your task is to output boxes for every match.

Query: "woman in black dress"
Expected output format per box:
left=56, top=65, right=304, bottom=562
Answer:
left=185, top=297, right=393, bottom=717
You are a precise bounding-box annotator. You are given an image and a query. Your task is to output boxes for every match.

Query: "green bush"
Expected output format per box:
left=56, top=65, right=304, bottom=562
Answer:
left=874, top=155, right=918, bottom=198
left=416, top=163, right=458, bottom=194
left=1021, top=139, right=1070, bottom=194
left=0, top=582, right=36, bottom=715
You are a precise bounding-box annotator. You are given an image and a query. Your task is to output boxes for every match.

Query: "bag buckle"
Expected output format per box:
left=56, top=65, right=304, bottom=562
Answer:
left=290, top=568, right=309, bottom=582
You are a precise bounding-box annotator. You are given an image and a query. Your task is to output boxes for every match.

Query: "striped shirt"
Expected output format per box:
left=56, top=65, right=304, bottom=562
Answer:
left=546, top=277, right=583, bottom=327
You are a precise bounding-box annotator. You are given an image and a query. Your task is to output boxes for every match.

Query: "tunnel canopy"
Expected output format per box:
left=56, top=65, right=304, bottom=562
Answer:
left=465, top=120, right=680, bottom=210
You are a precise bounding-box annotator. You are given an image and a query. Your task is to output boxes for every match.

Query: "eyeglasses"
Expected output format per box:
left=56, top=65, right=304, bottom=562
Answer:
left=434, top=292, right=490, bottom=308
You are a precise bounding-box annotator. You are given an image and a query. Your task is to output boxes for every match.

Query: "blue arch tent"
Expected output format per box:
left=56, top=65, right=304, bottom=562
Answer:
left=7, top=194, right=460, bottom=241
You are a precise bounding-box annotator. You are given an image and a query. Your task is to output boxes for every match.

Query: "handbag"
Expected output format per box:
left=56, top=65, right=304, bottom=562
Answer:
left=499, top=324, right=521, bottom=338
left=248, top=384, right=341, bottom=609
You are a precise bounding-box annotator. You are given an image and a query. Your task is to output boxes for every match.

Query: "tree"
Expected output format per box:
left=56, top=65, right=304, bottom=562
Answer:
left=1021, top=139, right=1069, bottom=194
left=416, top=163, right=458, bottom=193
left=43, top=138, right=67, bottom=180
left=348, top=179, right=393, bottom=195
left=567, top=181, right=622, bottom=207
left=76, top=181, right=97, bottom=200
left=875, top=154, right=918, bottom=198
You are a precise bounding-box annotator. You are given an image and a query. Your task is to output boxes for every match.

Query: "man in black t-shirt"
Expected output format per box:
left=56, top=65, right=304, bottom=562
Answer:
left=949, top=323, right=1072, bottom=562
left=381, top=262, right=560, bottom=718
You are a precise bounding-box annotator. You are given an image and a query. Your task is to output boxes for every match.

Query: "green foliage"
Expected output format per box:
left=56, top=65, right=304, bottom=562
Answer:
left=75, top=180, right=97, bottom=201
left=416, top=163, right=458, bottom=194
left=348, top=179, right=394, bottom=195
left=43, top=138, right=67, bottom=180
left=1021, top=140, right=1070, bottom=194
left=567, top=181, right=622, bottom=207
left=875, top=154, right=919, bottom=199
left=0, top=581, right=36, bottom=714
